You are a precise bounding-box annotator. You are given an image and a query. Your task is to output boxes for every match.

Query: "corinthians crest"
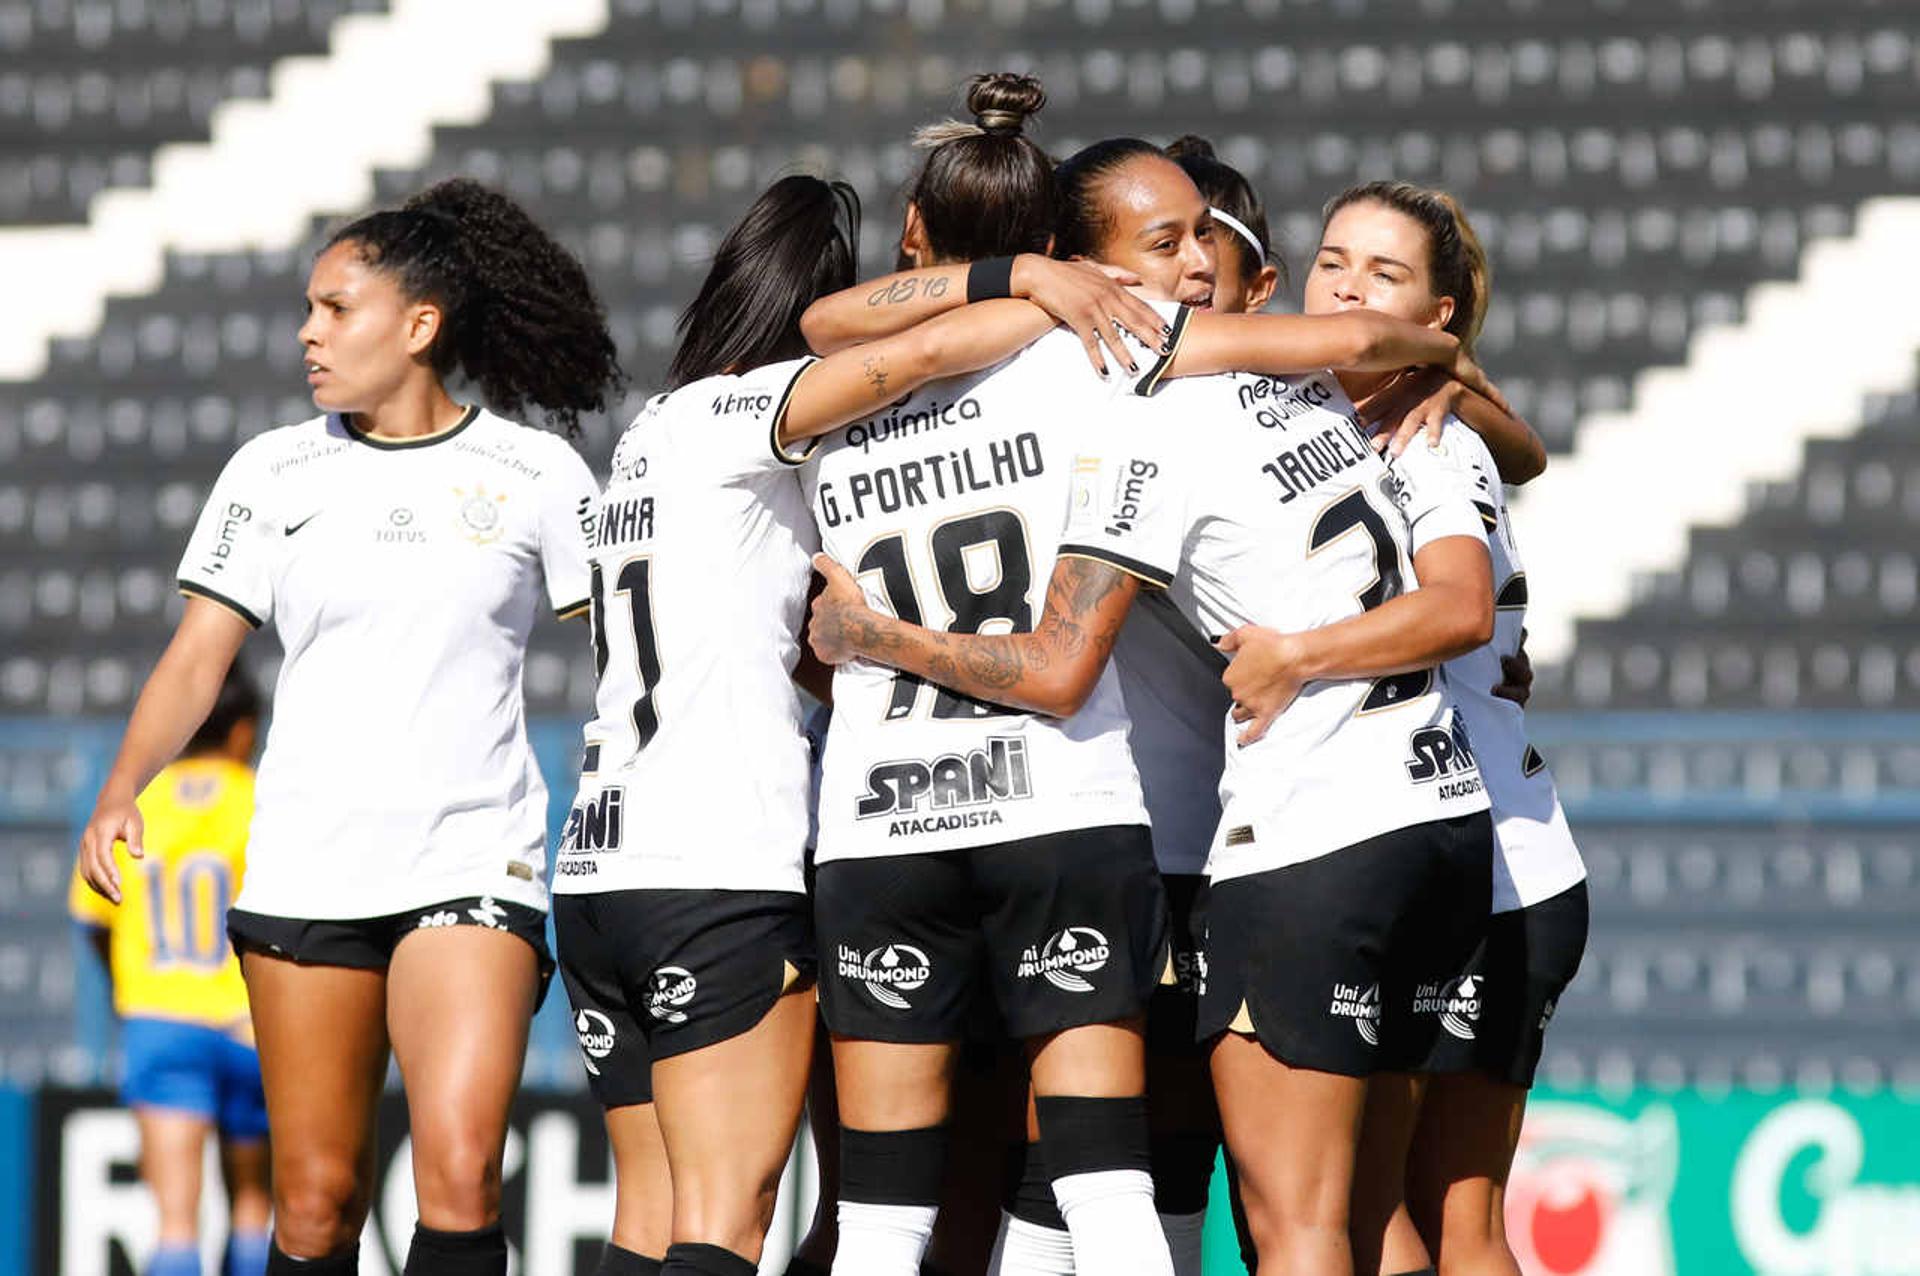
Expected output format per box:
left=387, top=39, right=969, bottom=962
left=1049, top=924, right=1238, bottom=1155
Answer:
left=454, top=484, right=507, bottom=544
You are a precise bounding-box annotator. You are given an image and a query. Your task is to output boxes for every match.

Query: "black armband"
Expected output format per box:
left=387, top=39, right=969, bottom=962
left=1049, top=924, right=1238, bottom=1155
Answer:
left=967, top=256, right=1017, bottom=304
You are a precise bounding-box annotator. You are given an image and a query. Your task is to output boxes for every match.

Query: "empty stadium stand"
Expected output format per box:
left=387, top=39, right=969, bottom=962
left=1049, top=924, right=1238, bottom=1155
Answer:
left=2, top=0, right=1915, bottom=1090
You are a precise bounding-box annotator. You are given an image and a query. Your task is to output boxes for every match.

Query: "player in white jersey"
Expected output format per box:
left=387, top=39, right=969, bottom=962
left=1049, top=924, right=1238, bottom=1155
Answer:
left=77, top=181, right=623, bottom=1276
left=807, top=125, right=1528, bottom=1276
left=1223, top=183, right=1587, bottom=1276
left=550, top=173, right=1097, bottom=1276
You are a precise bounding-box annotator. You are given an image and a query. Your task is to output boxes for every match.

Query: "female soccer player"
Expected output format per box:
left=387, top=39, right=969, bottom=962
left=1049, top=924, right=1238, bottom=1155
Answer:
left=1231, top=182, right=1588, bottom=1276
left=551, top=170, right=1122, bottom=1276
left=71, top=665, right=270, bottom=1276
left=77, top=179, right=622, bottom=1276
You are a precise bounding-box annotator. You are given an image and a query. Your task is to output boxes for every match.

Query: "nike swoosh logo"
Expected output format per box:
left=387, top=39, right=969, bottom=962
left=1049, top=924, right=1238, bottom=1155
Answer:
left=284, top=513, right=320, bottom=537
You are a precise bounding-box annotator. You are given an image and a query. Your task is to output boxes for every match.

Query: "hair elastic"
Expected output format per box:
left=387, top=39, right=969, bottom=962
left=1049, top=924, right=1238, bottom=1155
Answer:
left=1209, top=206, right=1265, bottom=262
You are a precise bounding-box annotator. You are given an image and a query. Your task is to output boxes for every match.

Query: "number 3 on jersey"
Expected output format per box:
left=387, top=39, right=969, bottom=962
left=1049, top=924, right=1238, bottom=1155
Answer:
left=590, top=558, right=662, bottom=752
left=1307, top=486, right=1431, bottom=713
left=856, top=509, right=1034, bottom=722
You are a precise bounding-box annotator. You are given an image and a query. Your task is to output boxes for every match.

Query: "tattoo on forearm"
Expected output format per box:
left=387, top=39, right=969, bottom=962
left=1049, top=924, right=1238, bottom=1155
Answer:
left=862, top=355, right=890, bottom=396
left=841, top=556, right=1133, bottom=709
left=865, top=274, right=953, bottom=308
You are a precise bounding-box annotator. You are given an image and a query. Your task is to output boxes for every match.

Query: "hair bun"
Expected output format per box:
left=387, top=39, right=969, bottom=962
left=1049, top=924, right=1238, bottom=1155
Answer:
left=966, top=71, right=1046, bottom=135
left=1164, top=134, right=1217, bottom=162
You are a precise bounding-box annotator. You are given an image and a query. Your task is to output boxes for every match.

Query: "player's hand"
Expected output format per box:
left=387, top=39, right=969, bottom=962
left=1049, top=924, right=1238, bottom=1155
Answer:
left=808, top=553, right=872, bottom=666
left=1493, top=627, right=1534, bottom=707
left=1217, top=625, right=1308, bottom=746
left=1356, top=368, right=1460, bottom=458
left=1012, top=255, right=1165, bottom=378
left=77, top=790, right=143, bottom=904
left=1446, top=348, right=1510, bottom=417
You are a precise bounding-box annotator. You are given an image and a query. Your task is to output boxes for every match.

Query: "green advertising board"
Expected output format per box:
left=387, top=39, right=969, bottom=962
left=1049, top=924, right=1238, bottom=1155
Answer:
left=1202, top=1087, right=1920, bottom=1275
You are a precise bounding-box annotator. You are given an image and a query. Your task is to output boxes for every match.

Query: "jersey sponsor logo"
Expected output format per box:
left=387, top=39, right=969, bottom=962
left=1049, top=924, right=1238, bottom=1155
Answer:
left=560, top=787, right=624, bottom=855
left=610, top=448, right=648, bottom=483
left=816, top=431, right=1044, bottom=529
left=268, top=438, right=351, bottom=475
left=711, top=390, right=774, bottom=417
left=1329, top=981, right=1381, bottom=1045
left=837, top=942, right=932, bottom=1010
left=1236, top=372, right=1336, bottom=424
left=646, top=966, right=697, bottom=1024
left=857, top=737, right=1032, bottom=822
left=452, top=437, right=547, bottom=482
left=467, top=897, right=508, bottom=929
left=454, top=484, right=507, bottom=545
left=592, top=496, right=655, bottom=549
left=1104, top=459, right=1159, bottom=537
left=1414, top=973, right=1485, bottom=1040
left=1405, top=716, right=1479, bottom=785
left=1018, top=925, right=1112, bottom=993
left=201, top=502, right=253, bottom=574
left=1259, top=421, right=1373, bottom=505
left=573, top=1008, right=617, bottom=1075
left=844, top=393, right=983, bottom=453
left=378, top=506, right=427, bottom=544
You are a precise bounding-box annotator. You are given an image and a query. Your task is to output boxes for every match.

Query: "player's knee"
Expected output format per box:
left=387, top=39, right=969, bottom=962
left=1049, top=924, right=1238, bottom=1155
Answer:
left=273, top=1158, right=369, bottom=1254
left=668, top=1166, right=781, bottom=1254
left=410, top=1131, right=504, bottom=1228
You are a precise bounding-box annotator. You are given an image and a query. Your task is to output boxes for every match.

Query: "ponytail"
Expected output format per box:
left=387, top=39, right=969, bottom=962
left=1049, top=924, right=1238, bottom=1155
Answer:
left=1322, top=180, right=1490, bottom=353
left=907, top=72, right=1056, bottom=261
left=326, top=179, right=622, bottom=434
left=667, top=175, right=861, bottom=389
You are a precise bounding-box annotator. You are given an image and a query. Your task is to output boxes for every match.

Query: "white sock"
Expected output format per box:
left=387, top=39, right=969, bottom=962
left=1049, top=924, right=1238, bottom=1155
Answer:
left=988, top=1210, right=1078, bottom=1276
left=1160, top=1209, right=1207, bottom=1276
left=831, top=1199, right=937, bottom=1276
left=1052, top=1168, right=1173, bottom=1276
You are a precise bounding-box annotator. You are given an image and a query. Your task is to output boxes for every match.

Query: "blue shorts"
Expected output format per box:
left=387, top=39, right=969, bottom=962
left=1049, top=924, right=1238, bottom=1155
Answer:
left=121, top=1018, right=269, bottom=1140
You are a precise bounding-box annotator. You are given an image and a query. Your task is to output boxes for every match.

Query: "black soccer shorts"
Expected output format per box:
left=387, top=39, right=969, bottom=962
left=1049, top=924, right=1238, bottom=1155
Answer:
left=1197, top=811, right=1493, bottom=1077
left=814, top=824, right=1168, bottom=1044
left=554, top=888, right=815, bottom=1109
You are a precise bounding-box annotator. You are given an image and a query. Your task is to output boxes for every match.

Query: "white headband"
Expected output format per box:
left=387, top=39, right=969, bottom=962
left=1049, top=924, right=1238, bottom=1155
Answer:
left=1209, top=206, right=1265, bottom=262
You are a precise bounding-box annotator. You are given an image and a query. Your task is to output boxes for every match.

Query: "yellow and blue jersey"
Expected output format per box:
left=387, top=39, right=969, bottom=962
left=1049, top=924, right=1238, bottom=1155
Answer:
left=69, top=757, right=254, bottom=1030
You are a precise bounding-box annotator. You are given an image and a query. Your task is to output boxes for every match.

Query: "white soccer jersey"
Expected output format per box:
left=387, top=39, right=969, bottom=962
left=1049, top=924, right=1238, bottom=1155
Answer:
left=1059, top=371, right=1492, bottom=884
left=175, top=407, right=597, bottom=919
left=803, top=332, right=1148, bottom=864
left=554, top=358, right=821, bottom=894
left=1112, top=602, right=1227, bottom=877
left=1420, top=420, right=1587, bottom=913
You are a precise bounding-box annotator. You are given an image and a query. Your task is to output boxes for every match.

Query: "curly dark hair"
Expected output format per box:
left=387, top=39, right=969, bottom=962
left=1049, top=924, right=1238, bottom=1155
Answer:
left=325, top=179, right=623, bottom=434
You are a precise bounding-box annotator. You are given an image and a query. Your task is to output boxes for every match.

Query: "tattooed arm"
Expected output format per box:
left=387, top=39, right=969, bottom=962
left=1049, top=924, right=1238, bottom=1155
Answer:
left=776, top=299, right=1055, bottom=448
left=808, top=552, right=1141, bottom=718
left=800, top=255, right=1166, bottom=376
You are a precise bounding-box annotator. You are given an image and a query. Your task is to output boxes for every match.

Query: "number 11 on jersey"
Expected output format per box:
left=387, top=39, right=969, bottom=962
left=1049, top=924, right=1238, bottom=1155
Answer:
left=590, top=558, right=663, bottom=752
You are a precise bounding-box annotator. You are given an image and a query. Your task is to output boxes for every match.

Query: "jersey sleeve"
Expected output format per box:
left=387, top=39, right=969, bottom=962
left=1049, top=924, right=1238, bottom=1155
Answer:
left=1056, top=397, right=1190, bottom=589
left=1385, top=419, right=1492, bottom=555
left=536, top=440, right=600, bottom=620
left=176, top=438, right=275, bottom=628
left=1119, top=300, right=1195, bottom=399
left=683, top=357, right=821, bottom=480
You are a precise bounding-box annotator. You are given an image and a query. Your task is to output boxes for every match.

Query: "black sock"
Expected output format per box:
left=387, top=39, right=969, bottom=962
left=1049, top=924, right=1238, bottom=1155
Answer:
left=1148, top=1130, right=1221, bottom=1216
left=598, top=1242, right=666, bottom=1276
left=266, top=1242, right=359, bottom=1276
left=660, top=1242, right=758, bottom=1276
left=403, top=1224, right=506, bottom=1276
left=1002, top=1140, right=1067, bottom=1231
left=783, top=1261, right=832, bottom=1276
left=840, top=1125, right=950, bottom=1207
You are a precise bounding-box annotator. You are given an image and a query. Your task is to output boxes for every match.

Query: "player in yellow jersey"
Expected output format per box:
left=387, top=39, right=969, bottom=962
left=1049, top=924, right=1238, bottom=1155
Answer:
left=71, top=666, right=271, bottom=1276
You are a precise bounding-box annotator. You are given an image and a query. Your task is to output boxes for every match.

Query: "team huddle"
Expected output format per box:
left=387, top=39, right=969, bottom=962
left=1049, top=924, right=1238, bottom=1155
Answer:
left=78, top=71, right=1588, bottom=1276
